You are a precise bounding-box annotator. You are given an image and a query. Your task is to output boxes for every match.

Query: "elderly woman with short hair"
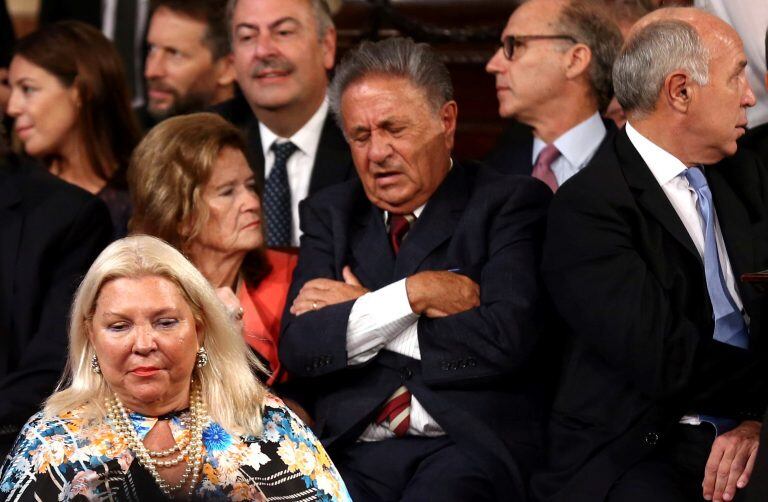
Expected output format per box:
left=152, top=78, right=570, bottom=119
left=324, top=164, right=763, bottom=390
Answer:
left=0, top=235, right=349, bottom=501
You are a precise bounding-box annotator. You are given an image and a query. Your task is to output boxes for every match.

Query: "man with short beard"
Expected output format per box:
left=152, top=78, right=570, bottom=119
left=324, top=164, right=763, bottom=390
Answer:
left=215, top=0, right=354, bottom=248
left=139, top=0, right=235, bottom=129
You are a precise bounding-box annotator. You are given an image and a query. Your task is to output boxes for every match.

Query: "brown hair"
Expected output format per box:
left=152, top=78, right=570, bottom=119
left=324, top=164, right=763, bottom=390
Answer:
left=128, top=112, right=268, bottom=283
left=13, top=21, right=141, bottom=184
left=150, top=0, right=230, bottom=59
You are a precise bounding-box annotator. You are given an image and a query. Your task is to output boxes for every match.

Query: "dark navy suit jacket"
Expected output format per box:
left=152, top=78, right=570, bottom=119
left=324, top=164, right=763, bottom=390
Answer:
left=279, top=160, right=552, bottom=499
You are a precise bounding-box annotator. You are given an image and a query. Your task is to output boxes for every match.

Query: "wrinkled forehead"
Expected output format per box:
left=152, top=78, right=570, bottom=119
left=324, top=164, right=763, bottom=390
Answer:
left=505, top=0, right=565, bottom=35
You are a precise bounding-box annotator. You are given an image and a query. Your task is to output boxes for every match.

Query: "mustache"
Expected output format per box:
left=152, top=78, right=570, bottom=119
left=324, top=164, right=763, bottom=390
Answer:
left=249, top=57, right=295, bottom=78
left=147, top=80, right=178, bottom=95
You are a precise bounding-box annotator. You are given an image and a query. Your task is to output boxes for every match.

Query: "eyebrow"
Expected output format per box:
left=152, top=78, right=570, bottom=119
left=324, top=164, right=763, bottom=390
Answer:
left=235, top=17, right=302, bottom=32
left=101, top=307, right=180, bottom=318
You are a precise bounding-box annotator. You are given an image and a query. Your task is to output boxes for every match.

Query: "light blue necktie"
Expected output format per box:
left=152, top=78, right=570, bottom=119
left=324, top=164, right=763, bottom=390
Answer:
left=684, top=167, right=749, bottom=349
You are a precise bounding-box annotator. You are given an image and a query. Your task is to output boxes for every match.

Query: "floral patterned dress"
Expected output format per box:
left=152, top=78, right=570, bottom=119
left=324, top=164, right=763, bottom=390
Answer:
left=0, top=395, right=350, bottom=501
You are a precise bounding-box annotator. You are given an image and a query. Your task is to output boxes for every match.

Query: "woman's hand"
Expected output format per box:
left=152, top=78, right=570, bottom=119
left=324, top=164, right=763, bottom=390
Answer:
left=215, top=287, right=244, bottom=333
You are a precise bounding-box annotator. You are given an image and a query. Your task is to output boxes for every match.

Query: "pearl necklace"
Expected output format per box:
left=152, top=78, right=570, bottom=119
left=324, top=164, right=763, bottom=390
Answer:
left=107, top=385, right=206, bottom=498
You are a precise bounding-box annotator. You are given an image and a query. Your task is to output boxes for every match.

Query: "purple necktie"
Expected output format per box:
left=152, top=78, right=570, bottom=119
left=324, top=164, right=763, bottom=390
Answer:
left=532, top=144, right=561, bottom=192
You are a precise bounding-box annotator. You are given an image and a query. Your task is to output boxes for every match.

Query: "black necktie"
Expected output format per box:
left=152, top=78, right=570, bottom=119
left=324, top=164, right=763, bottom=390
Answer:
left=264, top=141, right=298, bottom=247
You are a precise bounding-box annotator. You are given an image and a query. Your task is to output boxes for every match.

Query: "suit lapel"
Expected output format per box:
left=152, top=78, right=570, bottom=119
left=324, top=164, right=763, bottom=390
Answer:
left=308, top=116, right=352, bottom=195
left=246, top=116, right=266, bottom=186
left=617, top=131, right=702, bottom=264
left=394, top=162, right=469, bottom=278
left=706, top=157, right=760, bottom=290
left=349, top=201, right=395, bottom=290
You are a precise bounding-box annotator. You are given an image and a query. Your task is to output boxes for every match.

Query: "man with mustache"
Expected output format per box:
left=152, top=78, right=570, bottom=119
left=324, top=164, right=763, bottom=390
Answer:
left=533, top=8, right=768, bottom=502
left=485, top=0, right=623, bottom=192
left=216, top=0, right=354, bottom=247
left=279, top=37, right=551, bottom=501
left=139, top=0, right=236, bottom=130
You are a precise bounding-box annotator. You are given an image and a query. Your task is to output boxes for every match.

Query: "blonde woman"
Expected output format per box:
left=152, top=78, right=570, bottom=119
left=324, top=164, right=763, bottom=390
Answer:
left=0, top=236, right=349, bottom=501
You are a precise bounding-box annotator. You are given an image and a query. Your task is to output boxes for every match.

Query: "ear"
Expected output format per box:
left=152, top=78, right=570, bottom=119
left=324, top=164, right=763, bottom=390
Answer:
left=563, top=43, right=592, bottom=80
left=664, top=70, right=694, bottom=113
left=214, top=54, right=237, bottom=87
left=440, top=100, right=458, bottom=151
left=69, top=81, right=82, bottom=110
left=321, top=27, right=337, bottom=71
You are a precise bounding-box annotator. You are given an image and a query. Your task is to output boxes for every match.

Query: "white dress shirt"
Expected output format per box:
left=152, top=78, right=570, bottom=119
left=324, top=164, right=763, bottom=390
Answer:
left=531, top=112, right=607, bottom=186
left=260, top=99, right=329, bottom=246
left=625, top=122, right=745, bottom=314
left=695, top=0, right=768, bottom=128
left=345, top=205, right=447, bottom=441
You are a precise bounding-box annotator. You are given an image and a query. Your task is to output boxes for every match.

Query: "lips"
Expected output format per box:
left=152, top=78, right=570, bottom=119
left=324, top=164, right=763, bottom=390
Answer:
left=242, top=220, right=261, bottom=230
left=15, top=124, right=33, bottom=139
left=131, top=366, right=160, bottom=376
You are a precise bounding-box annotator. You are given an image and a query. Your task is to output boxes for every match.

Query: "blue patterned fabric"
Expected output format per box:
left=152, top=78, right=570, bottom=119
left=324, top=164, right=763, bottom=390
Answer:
left=264, top=141, right=298, bottom=247
left=0, top=395, right=351, bottom=501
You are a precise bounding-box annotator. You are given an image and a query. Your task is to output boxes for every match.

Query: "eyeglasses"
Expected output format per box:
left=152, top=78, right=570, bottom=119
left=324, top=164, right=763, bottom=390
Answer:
left=501, top=34, right=578, bottom=60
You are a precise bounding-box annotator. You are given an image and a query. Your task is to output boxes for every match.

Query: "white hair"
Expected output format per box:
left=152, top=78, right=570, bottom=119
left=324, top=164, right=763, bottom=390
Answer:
left=44, top=235, right=267, bottom=435
left=613, top=19, right=709, bottom=115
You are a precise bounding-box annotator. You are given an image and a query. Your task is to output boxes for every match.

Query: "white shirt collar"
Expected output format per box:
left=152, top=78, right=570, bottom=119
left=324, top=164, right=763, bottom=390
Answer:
left=532, top=112, right=606, bottom=168
left=259, top=98, right=329, bottom=158
left=625, top=121, right=688, bottom=186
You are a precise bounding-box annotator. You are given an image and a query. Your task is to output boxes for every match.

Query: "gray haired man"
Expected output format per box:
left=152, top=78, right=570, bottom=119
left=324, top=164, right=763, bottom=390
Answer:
left=279, top=37, right=551, bottom=501
left=533, top=7, right=768, bottom=502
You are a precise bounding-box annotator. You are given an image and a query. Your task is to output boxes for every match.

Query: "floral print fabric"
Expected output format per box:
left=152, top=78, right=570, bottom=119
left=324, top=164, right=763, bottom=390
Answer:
left=0, top=394, right=350, bottom=501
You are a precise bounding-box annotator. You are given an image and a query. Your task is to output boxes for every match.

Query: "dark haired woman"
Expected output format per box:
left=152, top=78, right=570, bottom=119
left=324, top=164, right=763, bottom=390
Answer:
left=7, top=21, right=141, bottom=237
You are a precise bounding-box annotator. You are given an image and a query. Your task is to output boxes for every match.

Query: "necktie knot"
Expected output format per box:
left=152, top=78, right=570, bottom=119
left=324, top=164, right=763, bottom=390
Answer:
left=536, top=143, right=561, bottom=167
left=271, top=141, right=298, bottom=161
left=389, top=213, right=414, bottom=254
left=684, top=166, right=708, bottom=191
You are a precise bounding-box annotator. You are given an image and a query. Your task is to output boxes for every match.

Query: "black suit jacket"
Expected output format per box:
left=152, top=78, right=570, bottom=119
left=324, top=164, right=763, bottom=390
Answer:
left=279, top=161, right=552, bottom=499
left=212, top=95, right=354, bottom=194
left=0, top=163, right=112, bottom=454
left=532, top=129, right=768, bottom=501
left=740, top=122, right=768, bottom=172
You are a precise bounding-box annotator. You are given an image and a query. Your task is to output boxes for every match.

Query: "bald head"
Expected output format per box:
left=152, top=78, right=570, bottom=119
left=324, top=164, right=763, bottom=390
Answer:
left=615, top=6, right=755, bottom=165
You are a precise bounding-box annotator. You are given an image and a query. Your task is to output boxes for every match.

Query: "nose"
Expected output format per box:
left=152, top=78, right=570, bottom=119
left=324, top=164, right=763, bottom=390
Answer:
left=742, top=79, right=757, bottom=108
left=144, top=49, right=165, bottom=79
left=242, top=189, right=261, bottom=212
left=253, top=32, right=279, bottom=60
left=132, top=324, right=157, bottom=355
left=485, top=47, right=505, bottom=74
left=368, top=131, right=393, bottom=165
left=6, top=87, right=22, bottom=117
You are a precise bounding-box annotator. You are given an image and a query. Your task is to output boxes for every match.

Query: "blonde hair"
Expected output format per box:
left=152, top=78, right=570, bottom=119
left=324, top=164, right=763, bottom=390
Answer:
left=44, top=235, right=267, bottom=435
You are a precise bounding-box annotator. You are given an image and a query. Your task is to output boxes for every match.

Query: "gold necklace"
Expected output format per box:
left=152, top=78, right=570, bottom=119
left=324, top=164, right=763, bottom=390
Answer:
left=107, top=385, right=207, bottom=498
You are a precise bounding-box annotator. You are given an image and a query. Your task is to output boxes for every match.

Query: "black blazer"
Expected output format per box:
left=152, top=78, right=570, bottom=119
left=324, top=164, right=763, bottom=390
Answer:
left=212, top=95, right=355, bottom=194
left=279, top=161, right=552, bottom=499
left=0, top=163, right=112, bottom=454
left=532, top=129, right=768, bottom=501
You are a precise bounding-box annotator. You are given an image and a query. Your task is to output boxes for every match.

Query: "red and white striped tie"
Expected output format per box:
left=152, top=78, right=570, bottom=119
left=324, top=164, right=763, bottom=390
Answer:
left=375, top=385, right=411, bottom=436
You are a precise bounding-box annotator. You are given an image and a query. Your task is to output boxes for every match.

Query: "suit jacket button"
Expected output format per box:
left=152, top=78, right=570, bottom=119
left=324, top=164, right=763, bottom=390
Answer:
left=401, top=367, right=413, bottom=380
left=305, top=364, right=313, bottom=372
left=643, top=432, right=660, bottom=447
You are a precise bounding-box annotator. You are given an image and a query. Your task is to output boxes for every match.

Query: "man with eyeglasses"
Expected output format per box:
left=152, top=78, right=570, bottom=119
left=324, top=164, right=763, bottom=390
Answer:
left=485, top=0, right=622, bottom=192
